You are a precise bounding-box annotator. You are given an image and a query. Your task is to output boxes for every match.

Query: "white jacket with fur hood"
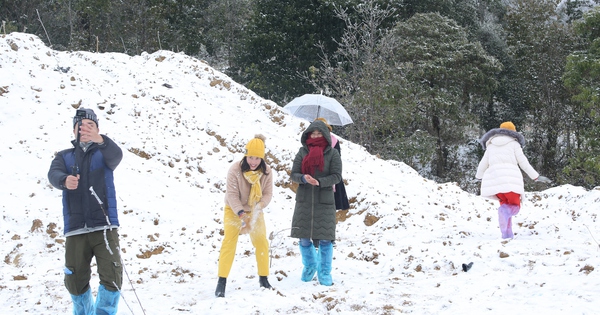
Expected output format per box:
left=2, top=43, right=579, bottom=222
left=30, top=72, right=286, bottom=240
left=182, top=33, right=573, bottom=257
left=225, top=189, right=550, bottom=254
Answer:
left=475, top=128, right=539, bottom=199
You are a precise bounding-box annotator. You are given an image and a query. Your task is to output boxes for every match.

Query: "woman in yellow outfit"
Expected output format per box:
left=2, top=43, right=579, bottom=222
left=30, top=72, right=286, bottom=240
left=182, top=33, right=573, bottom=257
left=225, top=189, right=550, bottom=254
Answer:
left=215, top=134, right=274, bottom=298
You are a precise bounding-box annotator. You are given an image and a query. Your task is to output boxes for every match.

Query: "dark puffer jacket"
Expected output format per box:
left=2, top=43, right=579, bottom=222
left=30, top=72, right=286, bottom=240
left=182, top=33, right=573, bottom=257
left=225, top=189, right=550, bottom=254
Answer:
left=290, top=120, right=342, bottom=241
left=48, top=136, right=123, bottom=234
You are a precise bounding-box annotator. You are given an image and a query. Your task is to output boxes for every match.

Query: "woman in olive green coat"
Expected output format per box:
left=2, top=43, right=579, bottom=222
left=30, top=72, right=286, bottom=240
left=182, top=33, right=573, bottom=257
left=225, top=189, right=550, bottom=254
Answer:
left=290, top=119, right=342, bottom=286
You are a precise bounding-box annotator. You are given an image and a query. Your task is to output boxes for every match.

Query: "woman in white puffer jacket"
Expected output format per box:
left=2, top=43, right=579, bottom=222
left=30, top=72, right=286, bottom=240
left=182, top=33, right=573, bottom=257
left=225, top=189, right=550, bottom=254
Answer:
left=476, top=121, right=551, bottom=239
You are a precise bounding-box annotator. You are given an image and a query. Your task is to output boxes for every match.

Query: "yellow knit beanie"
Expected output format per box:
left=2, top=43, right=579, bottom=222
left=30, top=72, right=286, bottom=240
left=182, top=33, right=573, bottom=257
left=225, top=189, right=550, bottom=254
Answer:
left=245, top=134, right=266, bottom=159
left=500, top=121, right=516, bottom=132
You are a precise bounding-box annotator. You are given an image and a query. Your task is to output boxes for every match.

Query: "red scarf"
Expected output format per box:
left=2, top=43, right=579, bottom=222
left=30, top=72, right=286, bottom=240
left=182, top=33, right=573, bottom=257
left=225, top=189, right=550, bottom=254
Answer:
left=301, top=136, right=329, bottom=175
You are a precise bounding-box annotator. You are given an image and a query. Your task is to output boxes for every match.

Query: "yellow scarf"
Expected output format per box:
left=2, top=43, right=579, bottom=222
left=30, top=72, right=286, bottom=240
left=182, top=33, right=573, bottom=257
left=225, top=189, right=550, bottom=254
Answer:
left=243, top=170, right=263, bottom=210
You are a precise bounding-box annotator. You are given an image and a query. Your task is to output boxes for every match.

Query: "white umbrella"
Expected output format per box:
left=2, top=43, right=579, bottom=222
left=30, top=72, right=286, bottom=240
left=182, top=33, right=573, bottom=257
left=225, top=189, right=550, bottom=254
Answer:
left=283, top=94, right=353, bottom=126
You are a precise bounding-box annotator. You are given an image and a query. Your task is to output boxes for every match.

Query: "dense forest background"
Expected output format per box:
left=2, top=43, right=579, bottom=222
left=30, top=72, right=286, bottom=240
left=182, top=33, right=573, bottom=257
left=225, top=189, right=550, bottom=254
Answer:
left=2, top=0, right=599, bottom=192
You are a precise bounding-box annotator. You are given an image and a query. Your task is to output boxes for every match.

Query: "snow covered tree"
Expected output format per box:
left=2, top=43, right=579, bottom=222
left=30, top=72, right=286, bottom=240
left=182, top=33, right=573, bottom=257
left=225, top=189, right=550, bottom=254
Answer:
left=505, top=0, right=578, bottom=181
left=562, top=7, right=600, bottom=188
left=229, top=0, right=345, bottom=104
left=384, top=12, right=502, bottom=179
left=308, top=4, right=504, bottom=185
left=201, top=0, right=252, bottom=68
left=304, top=1, right=397, bottom=151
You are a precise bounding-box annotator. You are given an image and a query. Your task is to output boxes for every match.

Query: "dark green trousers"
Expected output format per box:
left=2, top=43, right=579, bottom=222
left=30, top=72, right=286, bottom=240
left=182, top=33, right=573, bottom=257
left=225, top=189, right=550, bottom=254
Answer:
left=64, top=229, right=123, bottom=295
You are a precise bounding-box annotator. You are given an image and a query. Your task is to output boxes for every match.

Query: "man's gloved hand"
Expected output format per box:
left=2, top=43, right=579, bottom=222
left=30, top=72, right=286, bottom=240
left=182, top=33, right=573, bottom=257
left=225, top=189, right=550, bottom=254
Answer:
left=535, top=176, right=552, bottom=184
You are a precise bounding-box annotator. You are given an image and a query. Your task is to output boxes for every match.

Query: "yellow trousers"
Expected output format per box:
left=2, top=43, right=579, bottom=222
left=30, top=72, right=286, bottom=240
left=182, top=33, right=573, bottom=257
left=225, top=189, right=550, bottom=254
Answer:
left=218, top=205, right=269, bottom=278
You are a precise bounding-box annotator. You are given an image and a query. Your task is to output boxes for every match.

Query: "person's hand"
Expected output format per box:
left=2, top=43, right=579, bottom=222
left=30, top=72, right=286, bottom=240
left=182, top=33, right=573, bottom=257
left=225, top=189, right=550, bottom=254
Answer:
left=303, top=174, right=319, bottom=186
left=65, top=174, right=80, bottom=190
left=237, top=210, right=247, bottom=228
left=535, top=176, right=552, bottom=184
left=238, top=210, right=252, bottom=234
left=77, top=123, right=103, bottom=143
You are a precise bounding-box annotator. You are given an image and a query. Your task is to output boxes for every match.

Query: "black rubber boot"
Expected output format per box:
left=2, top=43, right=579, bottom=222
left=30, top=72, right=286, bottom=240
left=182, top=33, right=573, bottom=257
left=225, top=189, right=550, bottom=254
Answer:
left=215, top=277, right=226, bottom=297
left=259, top=276, right=272, bottom=289
left=462, top=262, right=474, bottom=272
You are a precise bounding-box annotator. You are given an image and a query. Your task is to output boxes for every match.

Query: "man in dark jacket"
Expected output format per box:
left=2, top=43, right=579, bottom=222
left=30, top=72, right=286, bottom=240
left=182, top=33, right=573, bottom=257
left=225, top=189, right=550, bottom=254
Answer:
left=48, top=108, right=123, bottom=315
left=290, top=119, right=342, bottom=286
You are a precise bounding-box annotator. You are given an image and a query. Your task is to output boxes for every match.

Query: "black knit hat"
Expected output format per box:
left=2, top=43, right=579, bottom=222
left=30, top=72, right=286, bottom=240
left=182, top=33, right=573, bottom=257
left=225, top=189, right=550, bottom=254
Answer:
left=73, top=108, right=99, bottom=127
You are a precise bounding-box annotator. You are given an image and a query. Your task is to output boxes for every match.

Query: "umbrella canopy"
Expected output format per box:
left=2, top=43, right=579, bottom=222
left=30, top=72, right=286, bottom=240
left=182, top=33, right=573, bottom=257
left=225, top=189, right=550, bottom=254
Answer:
left=283, top=94, right=353, bottom=126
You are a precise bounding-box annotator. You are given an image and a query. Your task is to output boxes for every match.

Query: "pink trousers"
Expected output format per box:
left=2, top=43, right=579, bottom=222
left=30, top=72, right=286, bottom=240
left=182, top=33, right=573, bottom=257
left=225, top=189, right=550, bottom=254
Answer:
left=496, top=192, right=521, bottom=239
left=498, top=204, right=520, bottom=239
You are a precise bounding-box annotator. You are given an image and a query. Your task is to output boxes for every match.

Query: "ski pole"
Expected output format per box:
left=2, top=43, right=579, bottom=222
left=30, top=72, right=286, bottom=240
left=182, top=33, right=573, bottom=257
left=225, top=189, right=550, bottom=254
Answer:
left=75, top=120, right=81, bottom=147
left=89, top=186, right=112, bottom=228
left=89, top=186, right=146, bottom=314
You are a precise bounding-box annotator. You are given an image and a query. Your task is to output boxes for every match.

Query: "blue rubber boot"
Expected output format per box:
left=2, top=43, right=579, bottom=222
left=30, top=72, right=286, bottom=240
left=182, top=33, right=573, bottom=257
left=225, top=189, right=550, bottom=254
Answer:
left=317, top=241, right=333, bottom=286
left=71, top=288, right=94, bottom=315
left=94, top=284, right=120, bottom=315
left=299, top=243, right=318, bottom=282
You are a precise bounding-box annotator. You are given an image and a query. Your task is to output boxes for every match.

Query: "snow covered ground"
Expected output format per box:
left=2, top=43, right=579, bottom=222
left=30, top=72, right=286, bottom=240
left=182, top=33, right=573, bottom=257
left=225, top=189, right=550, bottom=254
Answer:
left=1, top=32, right=599, bottom=314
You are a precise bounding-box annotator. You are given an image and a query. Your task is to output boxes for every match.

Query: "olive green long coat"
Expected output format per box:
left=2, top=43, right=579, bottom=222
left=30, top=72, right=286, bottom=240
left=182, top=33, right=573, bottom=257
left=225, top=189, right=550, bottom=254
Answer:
left=290, top=120, right=342, bottom=241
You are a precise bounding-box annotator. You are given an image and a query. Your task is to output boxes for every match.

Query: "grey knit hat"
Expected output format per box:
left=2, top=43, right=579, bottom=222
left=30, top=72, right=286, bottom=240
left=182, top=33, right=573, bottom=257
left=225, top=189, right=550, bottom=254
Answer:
left=73, top=108, right=99, bottom=127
